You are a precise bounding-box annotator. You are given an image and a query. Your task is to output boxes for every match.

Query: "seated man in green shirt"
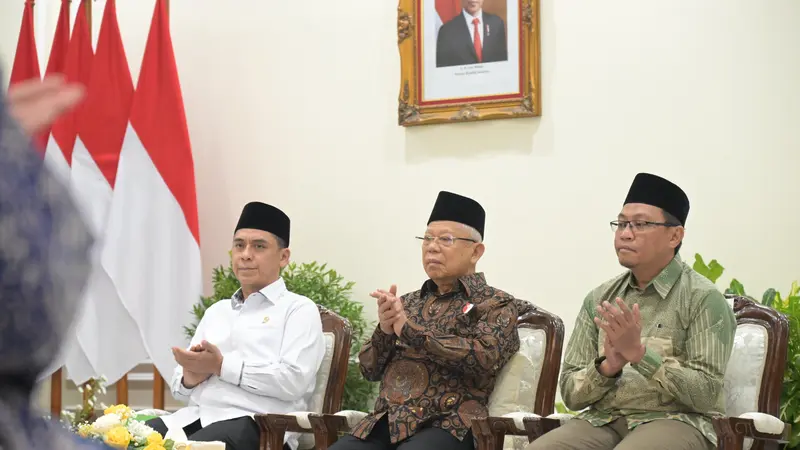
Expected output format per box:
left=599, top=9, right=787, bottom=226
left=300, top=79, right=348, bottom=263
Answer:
left=528, top=173, right=736, bottom=450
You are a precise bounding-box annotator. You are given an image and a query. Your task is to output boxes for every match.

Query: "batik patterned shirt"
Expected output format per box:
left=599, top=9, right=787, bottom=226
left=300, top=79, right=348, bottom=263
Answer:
left=351, top=272, right=529, bottom=444
left=560, top=255, right=737, bottom=445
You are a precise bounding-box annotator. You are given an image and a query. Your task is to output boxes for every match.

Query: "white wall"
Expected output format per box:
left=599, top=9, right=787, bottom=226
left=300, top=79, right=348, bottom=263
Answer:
left=2, top=0, right=799, bottom=409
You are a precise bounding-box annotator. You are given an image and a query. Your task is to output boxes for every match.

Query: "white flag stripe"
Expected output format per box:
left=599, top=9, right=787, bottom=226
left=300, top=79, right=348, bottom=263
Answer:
left=42, top=139, right=71, bottom=187
left=69, top=138, right=149, bottom=384
left=102, top=125, right=202, bottom=380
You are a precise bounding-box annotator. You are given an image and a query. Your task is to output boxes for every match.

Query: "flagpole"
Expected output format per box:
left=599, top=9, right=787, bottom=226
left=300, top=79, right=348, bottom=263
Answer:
left=78, top=0, right=95, bottom=410
left=84, top=0, right=92, bottom=31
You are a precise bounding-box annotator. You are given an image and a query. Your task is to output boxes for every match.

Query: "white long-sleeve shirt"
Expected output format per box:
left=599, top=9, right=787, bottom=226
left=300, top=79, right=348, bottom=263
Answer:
left=163, top=277, right=325, bottom=450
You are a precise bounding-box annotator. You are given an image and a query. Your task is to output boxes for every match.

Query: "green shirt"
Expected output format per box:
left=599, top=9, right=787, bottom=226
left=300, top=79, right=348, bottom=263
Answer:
left=560, top=255, right=737, bottom=445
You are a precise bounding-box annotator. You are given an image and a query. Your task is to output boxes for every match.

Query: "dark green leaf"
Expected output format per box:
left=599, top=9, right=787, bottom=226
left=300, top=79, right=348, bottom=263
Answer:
left=763, top=288, right=777, bottom=307
left=728, top=279, right=746, bottom=296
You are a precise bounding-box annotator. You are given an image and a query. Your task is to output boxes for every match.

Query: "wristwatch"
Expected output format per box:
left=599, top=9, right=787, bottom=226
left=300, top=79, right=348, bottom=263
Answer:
left=595, top=356, right=622, bottom=378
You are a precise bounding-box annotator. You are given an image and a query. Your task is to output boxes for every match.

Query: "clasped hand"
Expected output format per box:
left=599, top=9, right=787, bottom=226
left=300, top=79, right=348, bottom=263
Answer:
left=370, top=284, right=407, bottom=336
left=593, top=298, right=645, bottom=371
left=172, top=340, right=223, bottom=387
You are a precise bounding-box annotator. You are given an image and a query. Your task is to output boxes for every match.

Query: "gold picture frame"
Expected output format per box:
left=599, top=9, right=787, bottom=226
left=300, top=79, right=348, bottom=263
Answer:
left=397, top=0, right=541, bottom=127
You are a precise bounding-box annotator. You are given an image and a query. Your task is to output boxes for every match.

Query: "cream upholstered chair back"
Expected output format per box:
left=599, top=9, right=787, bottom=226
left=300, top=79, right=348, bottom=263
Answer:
left=296, top=305, right=352, bottom=449
left=487, top=305, right=564, bottom=450
left=720, top=296, right=788, bottom=450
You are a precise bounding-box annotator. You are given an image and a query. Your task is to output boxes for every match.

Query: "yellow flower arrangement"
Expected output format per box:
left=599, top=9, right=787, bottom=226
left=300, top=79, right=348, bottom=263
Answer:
left=104, top=426, right=132, bottom=449
left=104, top=404, right=135, bottom=421
left=73, top=404, right=175, bottom=450
left=144, top=444, right=167, bottom=450
left=147, top=432, right=164, bottom=446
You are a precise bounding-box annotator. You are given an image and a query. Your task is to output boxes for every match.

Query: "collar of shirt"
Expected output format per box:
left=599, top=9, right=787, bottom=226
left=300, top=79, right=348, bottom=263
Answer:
left=420, top=272, right=487, bottom=298
left=625, top=254, right=683, bottom=299
left=231, top=277, right=288, bottom=308
left=462, top=8, right=484, bottom=27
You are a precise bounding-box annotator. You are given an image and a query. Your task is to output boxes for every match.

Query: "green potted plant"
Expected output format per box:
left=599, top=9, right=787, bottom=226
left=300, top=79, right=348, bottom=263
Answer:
left=694, top=253, right=800, bottom=448
left=185, top=258, right=378, bottom=412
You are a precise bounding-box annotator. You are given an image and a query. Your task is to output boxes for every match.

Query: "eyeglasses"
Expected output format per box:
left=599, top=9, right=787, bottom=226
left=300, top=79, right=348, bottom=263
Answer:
left=415, top=235, right=477, bottom=247
left=610, top=220, right=680, bottom=233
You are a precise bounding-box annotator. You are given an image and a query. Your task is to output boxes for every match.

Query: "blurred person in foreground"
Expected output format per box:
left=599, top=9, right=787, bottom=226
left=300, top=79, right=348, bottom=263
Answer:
left=0, top=73, right=111, bottom=450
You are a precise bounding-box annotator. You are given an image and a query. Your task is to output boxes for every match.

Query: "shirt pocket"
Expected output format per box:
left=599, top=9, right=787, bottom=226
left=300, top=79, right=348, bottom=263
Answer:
left=240, top=320, right=283, bottom=357
left=644, top=325, right=687, bottom=359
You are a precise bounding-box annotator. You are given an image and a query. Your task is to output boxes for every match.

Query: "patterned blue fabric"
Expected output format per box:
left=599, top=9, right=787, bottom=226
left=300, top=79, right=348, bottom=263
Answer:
left=0, top=76, right=103, bottom=450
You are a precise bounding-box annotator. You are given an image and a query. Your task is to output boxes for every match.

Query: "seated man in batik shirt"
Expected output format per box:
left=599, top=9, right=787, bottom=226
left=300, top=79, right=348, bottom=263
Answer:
left=330, top=191, right=535, bottom=450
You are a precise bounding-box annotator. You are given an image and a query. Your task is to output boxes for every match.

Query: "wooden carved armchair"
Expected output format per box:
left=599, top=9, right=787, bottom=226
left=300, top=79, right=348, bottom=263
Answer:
left=485, top=296, right=791, bottom=450
left=298, top=303, right=565, bottom=450
left=255, top=304, right=352, bottom=450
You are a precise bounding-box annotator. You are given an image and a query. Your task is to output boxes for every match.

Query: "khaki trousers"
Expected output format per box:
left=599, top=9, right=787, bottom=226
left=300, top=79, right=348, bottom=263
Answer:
left=524, top=417, right=715, bottom=450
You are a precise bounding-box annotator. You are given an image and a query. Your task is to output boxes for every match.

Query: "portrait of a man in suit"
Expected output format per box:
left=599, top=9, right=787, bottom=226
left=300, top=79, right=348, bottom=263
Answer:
left=436, top=0, right=508, bottom=68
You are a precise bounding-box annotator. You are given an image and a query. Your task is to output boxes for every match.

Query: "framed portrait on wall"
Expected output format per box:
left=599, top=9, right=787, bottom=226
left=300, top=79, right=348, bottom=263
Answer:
left=397, top=0, right=541, bottom=126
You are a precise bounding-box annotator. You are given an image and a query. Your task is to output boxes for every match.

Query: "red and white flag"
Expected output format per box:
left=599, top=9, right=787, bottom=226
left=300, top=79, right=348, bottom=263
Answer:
left=68, top=0, right=149, bottom=385
left=9, top=0, right=43, bottom=148
left=10, top=1, right=41, bottom=84
left=435, top=0, right=461, bottom=34
left=37, top=0, right=98, bottom=382
left=42, top=0, right=71, bottom=82
left=43, top=0, right=90, bottom=186
left=102, top=0, right=202, bottom=380
left=9, top=0, right=40, bottom=85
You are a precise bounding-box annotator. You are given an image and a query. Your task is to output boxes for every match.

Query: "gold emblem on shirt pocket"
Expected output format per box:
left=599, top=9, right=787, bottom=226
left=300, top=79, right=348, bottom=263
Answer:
left=262, top=316, right=270, bottom=324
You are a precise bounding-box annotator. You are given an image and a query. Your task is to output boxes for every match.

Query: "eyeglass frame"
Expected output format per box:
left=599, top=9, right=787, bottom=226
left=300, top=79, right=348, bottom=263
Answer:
left=609, top=220, right=682, bottom=233
left=415, top=235, right=478, bottom=248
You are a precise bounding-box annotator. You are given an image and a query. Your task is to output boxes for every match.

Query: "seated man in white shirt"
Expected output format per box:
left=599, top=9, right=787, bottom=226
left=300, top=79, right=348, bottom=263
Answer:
left=146, top=202, right=326, bottom=450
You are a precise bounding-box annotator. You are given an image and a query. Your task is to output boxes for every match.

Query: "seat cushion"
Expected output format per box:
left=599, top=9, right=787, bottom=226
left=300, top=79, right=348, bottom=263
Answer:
left=307, top=332, right=336, bottom=413
left=488, top=327, right=546, bottom=417
left=723, top=322, right=769, bottom=450
left=298, top=331, right=335, bottom=449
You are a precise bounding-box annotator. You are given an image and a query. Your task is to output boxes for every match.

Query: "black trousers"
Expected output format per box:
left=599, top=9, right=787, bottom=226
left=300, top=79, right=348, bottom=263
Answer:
left=328, top=417, right=475, bottom=450
left=146, top=416, right=290, bottom=450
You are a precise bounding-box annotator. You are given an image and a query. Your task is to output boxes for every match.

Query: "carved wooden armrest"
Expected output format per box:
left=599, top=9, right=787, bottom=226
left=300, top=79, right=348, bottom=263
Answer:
left=302, top=410, right=369, bottom=450
left=523, top=415, right=564, bottom=441
left=713, top=413, right=791, bottom=450
left=470, top=412, right=575, bottom=449
left=254, top=412, right=315, bottom=450
left=471, top=413, right=536, bottom=449
left=307, top=413, right=350, bottom=449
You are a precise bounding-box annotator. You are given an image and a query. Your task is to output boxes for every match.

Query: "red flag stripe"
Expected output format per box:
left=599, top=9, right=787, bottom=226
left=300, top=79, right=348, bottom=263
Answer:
left=45, top=0, right=71, bottom=77
left=10, top=1, right=44, bottom=149
left=49, top=0, right=93, bottom=165
left=77, top=0, right=133, bottom=187
left=37, top=0, right=71, bottom=152
left=435, top=0, right=461, bottom=23
left=129, top=0, right=200, bottom=243
left=10, top=0, right=41, bottom=86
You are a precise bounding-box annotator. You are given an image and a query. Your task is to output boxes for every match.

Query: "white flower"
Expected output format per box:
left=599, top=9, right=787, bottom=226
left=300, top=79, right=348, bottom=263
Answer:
left=91, top=413, right=122, bottom=434
left=127, top=419, right=156, bottom=440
